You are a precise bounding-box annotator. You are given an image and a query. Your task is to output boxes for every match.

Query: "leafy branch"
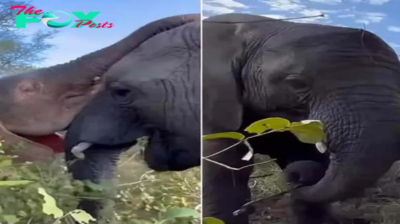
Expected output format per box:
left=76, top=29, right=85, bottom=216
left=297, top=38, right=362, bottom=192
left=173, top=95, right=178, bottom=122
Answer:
left=202, top=117, right=326, bottom=170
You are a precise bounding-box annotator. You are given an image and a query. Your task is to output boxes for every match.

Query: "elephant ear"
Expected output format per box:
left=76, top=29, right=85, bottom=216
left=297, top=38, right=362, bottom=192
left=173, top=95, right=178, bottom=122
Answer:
left=202, top=22, right=244, bottom=134
left=203, top=69, right=243, bottom=134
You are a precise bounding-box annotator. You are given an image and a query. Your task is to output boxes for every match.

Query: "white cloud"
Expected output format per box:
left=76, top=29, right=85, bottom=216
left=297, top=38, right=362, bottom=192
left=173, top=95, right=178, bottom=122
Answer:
left=363, top=12, right=385, bottom=22
left=261, top=0, right=305, bottom=12
left=353, top=12, right=386, bottom=25
left=309, top=0, right=342, bottom=4
left=388, top=26, right=400, bottom=32
left=350, top=0, right=390, bottom=4
left=205, top=0, right=249, bottom=8
left=369, top=0, right=390, bottom=5
left=337, top=14, right=355, bottom=18
left=355, top=19, right=370, bottom=25
left=262, top=14, right=286, bottom=19
left=299, top=9, right=326, bottom=16
left=202, top=4, right=235, bottom=14
left=388, top=42, right=400, bottom=48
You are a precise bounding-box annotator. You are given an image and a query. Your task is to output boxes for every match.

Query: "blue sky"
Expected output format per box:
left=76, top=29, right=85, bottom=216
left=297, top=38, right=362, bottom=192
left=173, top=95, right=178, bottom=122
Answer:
left=203, top=0, right=400, bottom=55
left=14, top=0, right=200, bottom=66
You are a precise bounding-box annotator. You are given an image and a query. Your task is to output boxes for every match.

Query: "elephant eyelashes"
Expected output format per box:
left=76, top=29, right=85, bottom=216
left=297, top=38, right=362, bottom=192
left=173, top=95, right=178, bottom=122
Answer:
left=285, top=75, right=310, bottom=91
left=111, top=88, right=132, bottom=103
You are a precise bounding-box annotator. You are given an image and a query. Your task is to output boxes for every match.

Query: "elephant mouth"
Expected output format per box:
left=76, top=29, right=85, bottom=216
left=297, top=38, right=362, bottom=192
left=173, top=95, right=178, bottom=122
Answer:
left=66, top=127, right=199, bottom=172
left=0, top=120, right=65, bottom=156
left=19, top=134, right=65, bottom=153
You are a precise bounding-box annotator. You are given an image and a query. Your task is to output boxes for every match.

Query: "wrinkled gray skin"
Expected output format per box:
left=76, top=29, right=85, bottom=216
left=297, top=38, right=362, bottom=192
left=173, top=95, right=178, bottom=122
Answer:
left=203, top=13, right=400, bottom=224
left=284, top=161, right=335, bottom=224
left=64, top=15, right=201, bottom=217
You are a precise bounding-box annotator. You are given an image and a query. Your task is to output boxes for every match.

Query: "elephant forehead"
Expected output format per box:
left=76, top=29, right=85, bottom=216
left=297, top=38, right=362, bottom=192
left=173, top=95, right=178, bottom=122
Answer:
left=104, top=24, right=198, bottom=84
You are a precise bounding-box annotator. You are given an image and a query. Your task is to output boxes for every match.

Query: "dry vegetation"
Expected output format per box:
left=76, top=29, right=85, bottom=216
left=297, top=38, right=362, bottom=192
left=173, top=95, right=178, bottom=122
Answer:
left=249, top=155, right=400, bottom=224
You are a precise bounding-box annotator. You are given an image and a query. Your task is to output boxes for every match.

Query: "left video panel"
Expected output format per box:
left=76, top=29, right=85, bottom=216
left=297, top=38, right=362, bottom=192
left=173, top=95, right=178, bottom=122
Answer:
left=1, top=0, right=201, bottom=223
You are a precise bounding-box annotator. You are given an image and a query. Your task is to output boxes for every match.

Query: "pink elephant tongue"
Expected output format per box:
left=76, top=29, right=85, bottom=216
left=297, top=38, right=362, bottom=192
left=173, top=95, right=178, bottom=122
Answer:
left=19, top=134, right=65, bottom=153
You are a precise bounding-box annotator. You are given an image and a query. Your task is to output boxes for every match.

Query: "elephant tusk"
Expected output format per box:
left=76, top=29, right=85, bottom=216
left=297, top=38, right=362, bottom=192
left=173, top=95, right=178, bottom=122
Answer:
left=315, top=142, right=327, bottom=153
left=71, top=142, right=92, bottom=160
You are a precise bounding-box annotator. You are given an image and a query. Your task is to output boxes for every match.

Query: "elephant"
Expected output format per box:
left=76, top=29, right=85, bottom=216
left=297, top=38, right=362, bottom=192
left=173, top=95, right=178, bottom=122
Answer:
left=202, top=13, right=400, bottom=224
left=0, top=14, right=199, bottom=161
left=0, top=13, right=200, bottom=218
left=62, top=15, right=201, bottom=217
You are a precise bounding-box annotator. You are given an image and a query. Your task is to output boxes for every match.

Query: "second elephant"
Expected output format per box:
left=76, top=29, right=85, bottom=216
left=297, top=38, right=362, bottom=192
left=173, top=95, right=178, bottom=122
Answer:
left=202, top=13, right=400, bottom=224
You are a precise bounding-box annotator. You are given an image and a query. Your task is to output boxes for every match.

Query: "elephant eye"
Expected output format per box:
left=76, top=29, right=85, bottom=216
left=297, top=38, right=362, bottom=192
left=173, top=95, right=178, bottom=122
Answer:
left=285, top=75, right=309, bottom=90
left=111, top=87, right=132, bottom=104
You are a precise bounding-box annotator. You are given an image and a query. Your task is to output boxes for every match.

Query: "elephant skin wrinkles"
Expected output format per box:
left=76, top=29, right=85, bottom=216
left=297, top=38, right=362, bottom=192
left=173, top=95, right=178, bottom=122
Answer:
left=202, top=13, right=400, bottom=224
left=63, top=15, right=201, bottom=218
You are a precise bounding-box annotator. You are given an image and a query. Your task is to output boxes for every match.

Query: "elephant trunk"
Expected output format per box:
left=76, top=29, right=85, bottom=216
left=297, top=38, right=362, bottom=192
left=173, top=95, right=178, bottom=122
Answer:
left=291, top=86, right=400, bottom=203
left=65, top=147, right=123, bottom=218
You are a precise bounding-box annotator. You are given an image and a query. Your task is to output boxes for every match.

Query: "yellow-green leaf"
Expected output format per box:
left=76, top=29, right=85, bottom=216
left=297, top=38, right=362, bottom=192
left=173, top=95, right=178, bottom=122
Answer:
left=3, top=214, right=19, bottom=224
left=163, top=207, right=200, bottom=219
left=244, top=117, right=290, bottom=134
left=288, top=120, right=325, bottom=144
left=0, top=180, right=33, bottom=186
left=0, top=155, right=17, bottom=161
left=0, top=159, right=12, bottom=168
left=203, top=217, right=224, bottom=224
left=203, top=132, right=245, bottom=141
left=37, top=187, right=64, bottom=219
left=69, top=209, right=96, bottom=224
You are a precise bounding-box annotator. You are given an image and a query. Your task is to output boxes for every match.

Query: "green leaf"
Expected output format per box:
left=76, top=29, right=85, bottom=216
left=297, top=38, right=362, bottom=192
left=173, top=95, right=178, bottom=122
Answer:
left=0, top=155, right=17, bottom=161
left=0, top=180, right=33, bottom=186
left=69, top=209, right=96, bottom=224
left=0, top=159, right=12, bottom=168
left=37, top=187, right=64, bottom=218
left=244, top=117, right=290, bottom=134
left=203, top=217, right=225, bottom=224
left=288, top=120, right=325, bottom=144
left=3, top=215, right=19, bottom=224
left=162, top=207, right=200, bottom=219
left=203, top=132, right=245, bottom=141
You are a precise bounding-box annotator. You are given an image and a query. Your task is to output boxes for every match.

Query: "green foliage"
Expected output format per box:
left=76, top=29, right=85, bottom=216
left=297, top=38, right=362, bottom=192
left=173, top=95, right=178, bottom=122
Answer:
left=203, top=117, right=325, bottom=145
left=202, top=117, right=326, bottom=223
left=202, top=132, right=245, bottom=141
left=0, top=147, right=95, bottom=224
left=0, top=142, right=200, bottom=224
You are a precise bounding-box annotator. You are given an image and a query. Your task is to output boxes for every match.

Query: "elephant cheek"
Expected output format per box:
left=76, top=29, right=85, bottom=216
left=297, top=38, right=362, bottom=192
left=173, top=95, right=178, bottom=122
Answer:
left=143, top=131, right=170, bottom=171
left=144, top=131, right=200, bottom=171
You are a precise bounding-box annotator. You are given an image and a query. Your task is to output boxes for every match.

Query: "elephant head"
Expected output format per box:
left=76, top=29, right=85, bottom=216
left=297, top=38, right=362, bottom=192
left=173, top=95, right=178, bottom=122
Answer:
left=62, top=16, right=200, bottom=217
left=0, top=14, right=199, bottom=161
left=64, top=14, right=200, bottom=189
left=203, top=13, right=400, bottom=210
